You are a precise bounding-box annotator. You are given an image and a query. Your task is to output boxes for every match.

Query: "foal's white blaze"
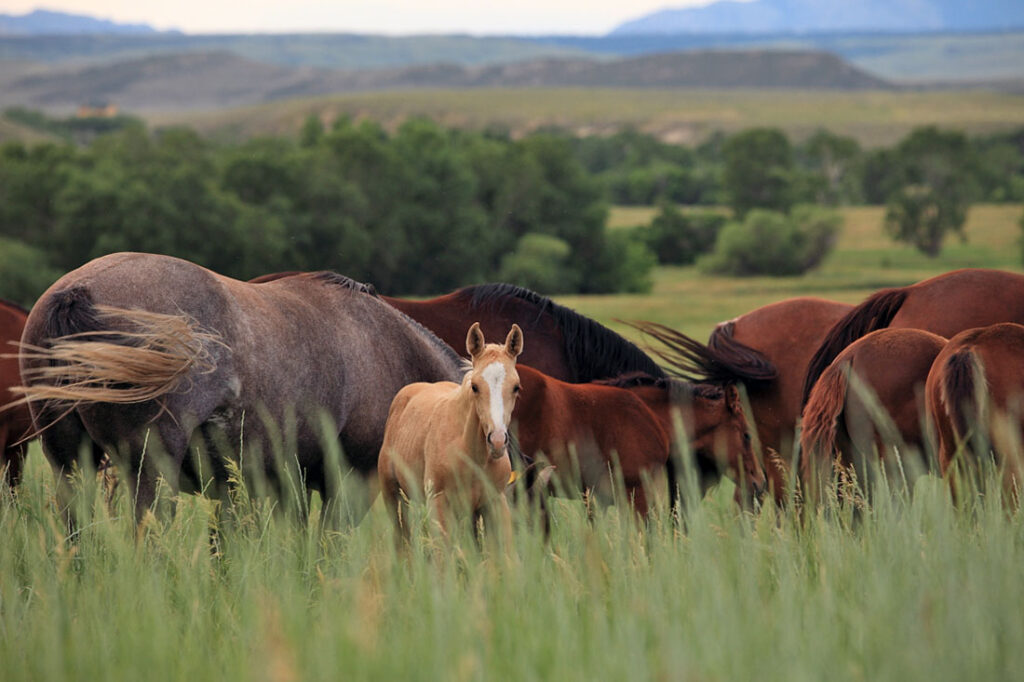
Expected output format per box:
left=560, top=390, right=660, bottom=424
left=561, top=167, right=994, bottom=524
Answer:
left=482, top=361, right=508, bottom=437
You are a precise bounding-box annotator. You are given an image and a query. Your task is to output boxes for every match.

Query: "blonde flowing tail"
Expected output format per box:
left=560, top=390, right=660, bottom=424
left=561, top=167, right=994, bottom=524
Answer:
left=11, top=287, right=220, bottom=410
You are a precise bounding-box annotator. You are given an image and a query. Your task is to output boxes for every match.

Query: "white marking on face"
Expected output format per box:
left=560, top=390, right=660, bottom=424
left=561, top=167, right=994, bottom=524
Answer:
left=481, top=361, right=507, bottom=430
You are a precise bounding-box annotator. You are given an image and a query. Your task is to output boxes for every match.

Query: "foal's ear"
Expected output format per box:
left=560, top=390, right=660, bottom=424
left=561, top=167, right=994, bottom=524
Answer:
left=466, top=322, right=486, bottom=358
left=725, top=383, right=742, bottom=413
left=504, top=324, right=524, bottom=358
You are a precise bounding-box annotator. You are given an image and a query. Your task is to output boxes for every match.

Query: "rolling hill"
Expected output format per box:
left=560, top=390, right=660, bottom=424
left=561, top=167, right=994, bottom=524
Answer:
left=0, top=48, right=893, bottom=112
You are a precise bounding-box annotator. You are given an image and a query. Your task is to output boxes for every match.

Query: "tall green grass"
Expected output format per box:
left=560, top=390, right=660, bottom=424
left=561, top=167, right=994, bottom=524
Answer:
left=3, top=441, right=1024, bottom=681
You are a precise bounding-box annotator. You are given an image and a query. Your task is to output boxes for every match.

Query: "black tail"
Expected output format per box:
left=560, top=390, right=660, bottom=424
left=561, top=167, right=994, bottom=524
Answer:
left=706, top=320, right=778, bottom=387
left=625, top=320, right=778, bottom=385
left=801, top=289, right=908, bottom=407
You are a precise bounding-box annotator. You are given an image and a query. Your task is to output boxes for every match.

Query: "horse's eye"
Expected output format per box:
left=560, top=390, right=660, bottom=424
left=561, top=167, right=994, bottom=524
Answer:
left=743, top=433, right=752, bottom=444
left=471, top=384, right=479, bottom=393
left=513, top=385, right=521, bottom=394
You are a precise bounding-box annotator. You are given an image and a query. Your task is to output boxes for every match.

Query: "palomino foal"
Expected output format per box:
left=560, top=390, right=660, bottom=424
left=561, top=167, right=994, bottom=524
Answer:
left=378, top=322, right=524, bottom=538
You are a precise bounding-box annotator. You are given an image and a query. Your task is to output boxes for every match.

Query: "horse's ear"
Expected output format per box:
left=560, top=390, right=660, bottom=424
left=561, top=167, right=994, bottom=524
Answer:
left=725, top=383, right=742, bottom=413
left=466, top=322, right=485, bottom=358
left=505, top=324, right=524, bottom=358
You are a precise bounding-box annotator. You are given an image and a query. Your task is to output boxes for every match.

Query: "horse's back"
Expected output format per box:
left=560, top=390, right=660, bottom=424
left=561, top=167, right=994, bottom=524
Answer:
left=892, top=269, right=1024, bottom=337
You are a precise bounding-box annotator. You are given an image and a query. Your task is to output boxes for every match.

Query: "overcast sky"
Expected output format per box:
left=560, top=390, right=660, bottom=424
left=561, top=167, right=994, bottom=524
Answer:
left=0, top=0, right=732, bottom=34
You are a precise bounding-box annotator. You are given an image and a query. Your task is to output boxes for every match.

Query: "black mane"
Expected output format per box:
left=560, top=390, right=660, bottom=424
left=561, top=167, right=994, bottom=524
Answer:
left=460, top=282, right=665, bottom=382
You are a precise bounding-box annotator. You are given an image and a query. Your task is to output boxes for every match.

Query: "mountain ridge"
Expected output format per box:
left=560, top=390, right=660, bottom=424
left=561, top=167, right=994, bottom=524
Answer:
left=612, top=0, right=1024, bottom=35
left=0, top=9, right=164, bottom=35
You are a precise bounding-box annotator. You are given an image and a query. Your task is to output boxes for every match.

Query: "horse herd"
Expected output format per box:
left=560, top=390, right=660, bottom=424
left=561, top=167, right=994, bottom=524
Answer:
left=1, top=254, right=1023, bottom=535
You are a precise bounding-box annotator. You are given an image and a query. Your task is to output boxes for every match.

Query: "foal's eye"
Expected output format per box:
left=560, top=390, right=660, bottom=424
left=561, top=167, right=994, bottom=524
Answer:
left=471, top=384, right=479, bottom=393
left=743, top=433, right=752, bottom=444
left=513, top=384, right=521, bottom=394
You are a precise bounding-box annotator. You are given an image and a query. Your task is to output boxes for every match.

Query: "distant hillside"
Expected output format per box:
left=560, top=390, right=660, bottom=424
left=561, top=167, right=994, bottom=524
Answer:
left=0, top=9, right=161, bottom=35
left=0, top=49, right=892, bottom=112
left=613, top=0, right=1024, bottom=35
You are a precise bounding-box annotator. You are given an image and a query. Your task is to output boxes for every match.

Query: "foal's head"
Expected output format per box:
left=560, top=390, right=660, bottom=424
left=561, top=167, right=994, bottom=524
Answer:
left=465, top=322, right=524, bottom=460
left=687, top=383, right=766, bottom=505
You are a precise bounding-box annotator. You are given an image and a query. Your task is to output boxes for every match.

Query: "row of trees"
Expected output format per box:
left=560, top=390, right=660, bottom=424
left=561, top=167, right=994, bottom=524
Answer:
left=1, top=110, right=1020, bottom=301
left=0, top=116, right=654, bottom=304
left=571, top=125, right=1023, bottom=211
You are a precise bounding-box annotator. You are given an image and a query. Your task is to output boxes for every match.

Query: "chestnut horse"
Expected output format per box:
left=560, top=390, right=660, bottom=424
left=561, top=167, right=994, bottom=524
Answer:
left=800, top=328, right=947, bottom=504
left=1, top=298, right=32, bottom=487
left=379, top=323, right=521, bottom=538
left=803, top=269, right=1024, bottom=408
left=16, top=253, right=466, bottom=522
left=707, top=297, right=853, bottom=494
left=926, top=323, right=1024, bottom=501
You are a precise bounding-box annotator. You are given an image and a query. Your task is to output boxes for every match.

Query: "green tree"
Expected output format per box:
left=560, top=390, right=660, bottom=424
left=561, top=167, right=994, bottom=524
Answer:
left=883, top=126, right=977, bottom=257
left=722, top=128, right=795, bottom=217
left=641, top=203, right=725, bottom=265
left=799, top=130, right=863, bottom=205
left=0, top=237, right=62, bottom=305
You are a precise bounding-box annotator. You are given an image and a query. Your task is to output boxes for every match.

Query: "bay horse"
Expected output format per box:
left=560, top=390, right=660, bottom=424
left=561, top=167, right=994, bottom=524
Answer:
left=926, top=323, right=1024, bottom=502
left=15, top=253, right=466, bottom=523
left=510, top=366, right=764, bottom=517
left=1, top=298, right=32, bottom=488
left=379, top=323, right=521, bottom=538
left=707, top=297, right=853, bottom=495
left=803, top=269, right=1024, bottom=408
left=382, top=283, right=667, bottom=383
left=800, top=328, right=947, bottom=505
left=252, top=275, right=665, bottom=384
left=590, top=372, right=767, bottom=509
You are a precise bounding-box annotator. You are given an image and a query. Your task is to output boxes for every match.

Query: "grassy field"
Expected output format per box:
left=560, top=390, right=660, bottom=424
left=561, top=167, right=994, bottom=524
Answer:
left=148, top=88, right=1024, bottom=147
left=3, top=203, right=1024, bottom=681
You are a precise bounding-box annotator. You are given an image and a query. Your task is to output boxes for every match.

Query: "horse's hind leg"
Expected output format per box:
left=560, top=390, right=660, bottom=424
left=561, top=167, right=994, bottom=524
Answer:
left=36, top=409, right=105, bottom=533
left=2, top=441, right=27, bottom=490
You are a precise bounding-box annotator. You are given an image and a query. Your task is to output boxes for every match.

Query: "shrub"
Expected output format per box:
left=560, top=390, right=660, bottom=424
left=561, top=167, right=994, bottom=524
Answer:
left=498, top=233, right=580, bottom=294
left=700, top=205, right=841, bottom=277
left=641, top=203, right=726, bottom=265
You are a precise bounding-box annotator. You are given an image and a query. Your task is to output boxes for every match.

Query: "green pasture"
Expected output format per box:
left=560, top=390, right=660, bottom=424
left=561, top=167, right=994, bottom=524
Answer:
left=149, top=88, right=1024, bottom=147
left=3, top=202, right=1024, bottom=681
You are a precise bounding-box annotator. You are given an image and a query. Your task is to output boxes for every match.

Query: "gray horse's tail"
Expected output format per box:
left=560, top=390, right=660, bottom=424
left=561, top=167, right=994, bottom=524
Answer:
left=13, top=287, right=219, bottom=409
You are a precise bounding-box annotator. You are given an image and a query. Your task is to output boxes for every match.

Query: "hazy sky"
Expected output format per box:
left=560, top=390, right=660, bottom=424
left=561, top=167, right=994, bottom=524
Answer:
left=0, top=1, right=729, bottom=34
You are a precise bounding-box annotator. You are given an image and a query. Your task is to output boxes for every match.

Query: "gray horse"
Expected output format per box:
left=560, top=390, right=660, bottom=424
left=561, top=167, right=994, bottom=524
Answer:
left=16, top=252, right=465, bottom=523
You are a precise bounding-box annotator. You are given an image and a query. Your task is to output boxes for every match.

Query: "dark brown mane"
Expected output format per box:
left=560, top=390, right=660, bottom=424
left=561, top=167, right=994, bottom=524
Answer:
left=625, top=320, right=778, bottom=385
left=801, top=288, right=908, bottom=407
left=459, top=283, right=664, bottom=382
